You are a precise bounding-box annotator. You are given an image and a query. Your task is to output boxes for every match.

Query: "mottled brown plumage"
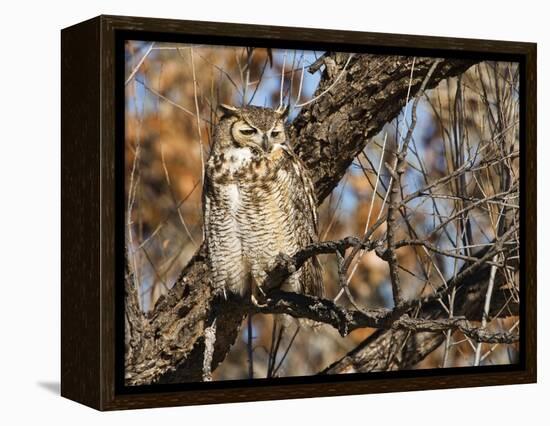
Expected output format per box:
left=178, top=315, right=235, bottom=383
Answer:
left=203, top=104, right=323, bottom=301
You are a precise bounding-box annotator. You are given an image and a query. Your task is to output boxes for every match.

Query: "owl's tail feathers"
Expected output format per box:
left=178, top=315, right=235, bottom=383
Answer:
left=272, top=254, right=325, bottom=332
left=303, top=255, right=325, bottom=299
left=295, top=255, right=325, bottom=331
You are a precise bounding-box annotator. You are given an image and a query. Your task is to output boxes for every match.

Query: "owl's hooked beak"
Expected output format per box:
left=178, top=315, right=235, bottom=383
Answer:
left=262, top=134, right=272, bottom=152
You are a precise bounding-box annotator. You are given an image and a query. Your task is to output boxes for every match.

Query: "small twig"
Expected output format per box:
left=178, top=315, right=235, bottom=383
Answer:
left=272, top=325, right=300, bottom=377
left=267, top=318, right=285, bottom=378
left=134, top=180, right=200, bottom=251
left=247, top=56, right=269, bottom=106
left=196, top=51, right=241, bottom=94
left=293, top=59, right=306, bottom=110
left=321, top=174, right=349, bottom=241
left=126, top=87, right=144, bottom=307
left=279, top=51, right=287, bottom=109
left=160, top=140, right=198, bottom=247
left=294, top=54, right=354, bottom=108
left=340, top=133, right=388, bottom=299
left=190, top=48, right=206, bottom=185
left=474, top=254, right=499, bottom=365
left=134, top=78, right=209, bottom=122
left=391, top=239, right=505, bottom=267
left=125, top=42, right=155, bottom=86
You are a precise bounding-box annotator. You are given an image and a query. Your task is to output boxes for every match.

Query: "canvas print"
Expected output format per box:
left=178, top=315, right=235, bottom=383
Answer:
left=123, top=40, right=520, bottom=386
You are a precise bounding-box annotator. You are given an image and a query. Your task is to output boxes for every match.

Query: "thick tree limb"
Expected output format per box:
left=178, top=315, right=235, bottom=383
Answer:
left=252, top=290, right=518, bottom=344
left=125, top=54, right=480, bottom=386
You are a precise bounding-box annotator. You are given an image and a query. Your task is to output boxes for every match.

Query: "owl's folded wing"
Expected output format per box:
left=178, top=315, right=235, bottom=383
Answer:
left=280, top=145, right=324, bottom=297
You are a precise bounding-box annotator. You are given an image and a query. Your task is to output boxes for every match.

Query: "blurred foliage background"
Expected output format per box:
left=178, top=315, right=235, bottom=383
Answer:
left=125, top=41, right=520, bottom=380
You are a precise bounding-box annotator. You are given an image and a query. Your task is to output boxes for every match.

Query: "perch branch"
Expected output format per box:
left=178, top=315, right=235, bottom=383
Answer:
left=251, top=290, right=518, bottom=344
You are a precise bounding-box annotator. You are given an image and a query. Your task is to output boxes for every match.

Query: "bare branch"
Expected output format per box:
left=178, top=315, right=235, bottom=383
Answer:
left=252, top=290, right=518, bottom=344
left=125, top=42, right=155, bottom=86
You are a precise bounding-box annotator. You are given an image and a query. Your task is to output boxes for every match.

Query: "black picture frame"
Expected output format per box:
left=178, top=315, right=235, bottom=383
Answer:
left=61, top=14, right=536, bottom=410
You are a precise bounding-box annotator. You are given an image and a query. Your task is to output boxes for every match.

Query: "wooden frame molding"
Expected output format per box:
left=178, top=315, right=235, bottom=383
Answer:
left=61, top=15, right=536, bottom=410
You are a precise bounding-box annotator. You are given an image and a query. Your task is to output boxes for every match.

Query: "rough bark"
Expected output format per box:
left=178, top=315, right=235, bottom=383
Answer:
left=125, top=53, right=481, bottom=386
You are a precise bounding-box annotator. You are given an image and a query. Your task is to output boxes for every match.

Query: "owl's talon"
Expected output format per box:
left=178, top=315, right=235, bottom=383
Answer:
left=257, top=285, right=267, bottom=297
left=213, top=287, right=228, bottom=300
left=251, top=294, right=268, bottom=308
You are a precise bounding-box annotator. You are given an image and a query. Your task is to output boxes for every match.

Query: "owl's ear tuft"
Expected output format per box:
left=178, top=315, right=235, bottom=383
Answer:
left=276, top=104, right=290, bottom=120
left=218, top=103, right=239, bottom=118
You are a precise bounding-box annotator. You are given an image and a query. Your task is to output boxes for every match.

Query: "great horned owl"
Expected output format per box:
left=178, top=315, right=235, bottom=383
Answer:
left=203, top=104, right=323, bottom=301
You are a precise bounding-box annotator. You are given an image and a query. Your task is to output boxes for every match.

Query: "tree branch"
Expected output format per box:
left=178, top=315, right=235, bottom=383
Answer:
left=252, top=290, right=518, bottom=344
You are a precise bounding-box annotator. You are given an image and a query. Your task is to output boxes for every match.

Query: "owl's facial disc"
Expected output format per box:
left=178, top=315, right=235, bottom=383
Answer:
left=231, top=120, right=285, bottom=153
